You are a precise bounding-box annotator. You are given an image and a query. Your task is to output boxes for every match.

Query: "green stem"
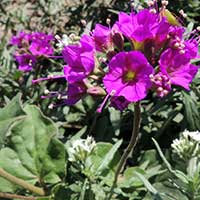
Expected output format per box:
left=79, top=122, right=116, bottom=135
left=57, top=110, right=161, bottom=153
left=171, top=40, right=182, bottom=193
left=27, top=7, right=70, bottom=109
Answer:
left=0, top=192, right=50, bottom=200
left=107, top=102, right=141, bottom=200
left=0, top=168, right=45, bottom=196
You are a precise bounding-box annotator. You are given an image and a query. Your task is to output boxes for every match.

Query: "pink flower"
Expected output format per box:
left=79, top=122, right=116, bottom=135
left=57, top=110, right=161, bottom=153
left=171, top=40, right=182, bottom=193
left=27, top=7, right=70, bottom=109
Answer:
left=117, top=9, right=170, bottom=44
left=92, top=24, right=123, bottom=52
left=15, top=54, right=36, bottom=72
left=103, top=51, right=154, bottom=102
left=65, top=81, right=87, bottom=105
left=62, top=35, right=95, bottom=83
left=159, top=48, right=198, bottom=90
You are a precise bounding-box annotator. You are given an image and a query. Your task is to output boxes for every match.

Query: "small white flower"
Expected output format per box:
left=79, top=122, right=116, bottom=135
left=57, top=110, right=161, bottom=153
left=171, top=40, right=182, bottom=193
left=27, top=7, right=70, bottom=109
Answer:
left=171, top=130, right=200, bottom=160
left=68, top=136, right=96, bottom=164
left=55, top=34, right=72, bottom=50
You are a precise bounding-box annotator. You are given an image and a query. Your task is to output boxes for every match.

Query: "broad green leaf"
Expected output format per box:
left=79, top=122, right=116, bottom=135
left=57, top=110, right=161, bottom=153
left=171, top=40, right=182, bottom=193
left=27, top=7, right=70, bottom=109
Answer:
left=0, top=94, right=26, bottom=148
left=91, top=184, right=106, bottom=200
left=96, top=139, right=122, bottom=175
left=85, top=142, right=120, bottom=182
left=144, top=182, right=189, bottom=200
left=0, top=105, right=66, bottom=192
left=120, top=167, right=145, bottom=188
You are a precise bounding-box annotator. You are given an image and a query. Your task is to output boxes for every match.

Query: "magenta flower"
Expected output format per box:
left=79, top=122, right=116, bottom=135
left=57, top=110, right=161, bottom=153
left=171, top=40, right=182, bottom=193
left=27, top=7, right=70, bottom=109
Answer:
left=103, top=51, right=154, bottom=102
left=110, top=96, right=130, bottom=111
left=10, top=32, right=30, bottom=47
left=29, top=41, right=53, bottom=56
left=92, top=24, right=112, bottom=52
left=62, top=35, right=95, bottom=83
left=117, top=9, right=170, bottom=46
left=15, top=54, right=36, bottom=72
left=28, top=32, right=54, bottom=56
left=30, top=32, right=54, bottom=42
left=159, top=48, right=198, bottom=90
left=65, top=81, right=87, bottom=105
left=92, top=23, right=124, bottom=52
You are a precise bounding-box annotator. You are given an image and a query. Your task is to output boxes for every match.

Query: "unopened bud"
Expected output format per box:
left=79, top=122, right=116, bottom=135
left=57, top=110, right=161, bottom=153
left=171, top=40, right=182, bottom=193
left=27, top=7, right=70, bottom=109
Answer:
left=179, top=9, right=187, bottom=18
left=138, top=5, right=143, bottom=10
left=80, top=19, right=87, bottom=26
left=179, top=49, right=185, bottom=54
left=112, top=32, right=124, bottom=50
left=174, top=42, right=180, bottom=48
left=44, top=89, right=50, bottom=95
left=163, top=89, right=169, bottom=95
left=69, top=33, right=76, bottom=40
left=110, top=90, right=116, bottom=96
left=130, top=2, right=135, bottom=8
left=180, top=43, right=185, bottom=48
left=162, top=0, right=168, bottom=7
left=147, top=0, right=154, bottom=7
left=150, top=8, right=157, bottom=14
left=55, top=35, right=61, bottom=41
left=106, top=18, right=111, bottom=25
left=149, top=74, right=154, bottom=79
left=57, top=94, right=62, bottom=100
left=157, top=87, right=163, bottom=92
left=87, top=86, right=106, bottom=96
left=48, top=74, right=54, bottom=79
left=48, top=104, right=54, bottom=109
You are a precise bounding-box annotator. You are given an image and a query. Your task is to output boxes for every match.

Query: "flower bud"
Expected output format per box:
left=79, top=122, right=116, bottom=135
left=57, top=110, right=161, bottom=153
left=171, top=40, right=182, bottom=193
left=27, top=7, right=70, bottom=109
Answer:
left=112, top=32, right=124, bottom=51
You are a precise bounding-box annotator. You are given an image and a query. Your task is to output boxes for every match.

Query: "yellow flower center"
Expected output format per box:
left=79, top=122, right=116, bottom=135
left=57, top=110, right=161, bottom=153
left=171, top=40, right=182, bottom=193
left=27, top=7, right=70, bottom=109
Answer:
left=124, top=70, right=136, bottom=82
left=132, top=40, right=144, bottom=51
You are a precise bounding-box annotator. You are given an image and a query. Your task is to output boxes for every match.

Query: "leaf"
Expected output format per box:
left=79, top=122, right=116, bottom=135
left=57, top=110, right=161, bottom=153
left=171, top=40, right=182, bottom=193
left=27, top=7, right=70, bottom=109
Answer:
left=65, top=126, right=87, bottom=150
left=134, top=172, right=164, bottom=200
left=91, top=184, right=106, bottom=200
left=85, top=142, right=121, bottom=183
left=121, top=167, right=145, bottom=188
left=0, top=94, right=26, bottom=148
left=96, top=140, right=122, bottom=175
left=108, top=107, right=121, bottom=136
left=182, top=91, right=200, bottom=130
left=0, top=105, right=66, bottom=192
left=146, top=182, right=189, bottom=200
left=152, top=138, right=188, bottom=184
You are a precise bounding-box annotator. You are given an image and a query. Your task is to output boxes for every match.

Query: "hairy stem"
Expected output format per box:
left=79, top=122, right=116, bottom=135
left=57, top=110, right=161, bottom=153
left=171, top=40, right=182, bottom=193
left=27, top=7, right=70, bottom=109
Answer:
left=107, top=101, right=141, bottom=199
left=0, top=192, right=39, bottom=200
left=0, top=168, right=45, bottom=196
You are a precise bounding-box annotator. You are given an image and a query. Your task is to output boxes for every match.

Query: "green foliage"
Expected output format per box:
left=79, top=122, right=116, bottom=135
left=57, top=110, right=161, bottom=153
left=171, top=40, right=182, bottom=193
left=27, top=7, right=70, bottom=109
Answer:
left=0, top=1, right=200, bottom=199
left=0, top=94, right=26, bottom=149
left=0, top=96, right=66, bottom=194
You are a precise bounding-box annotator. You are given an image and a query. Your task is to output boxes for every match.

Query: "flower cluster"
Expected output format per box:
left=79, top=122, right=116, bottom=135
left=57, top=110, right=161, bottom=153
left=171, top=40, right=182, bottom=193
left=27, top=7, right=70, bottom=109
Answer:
left=60, top=2, right=199, bottom=110
left=171, top=130, right=200, bottom=160
left=12, top=1, right=199, bottom=110
left=10, top=31, right=54, bottom=71
left=67, top=136, right=96, bottom=164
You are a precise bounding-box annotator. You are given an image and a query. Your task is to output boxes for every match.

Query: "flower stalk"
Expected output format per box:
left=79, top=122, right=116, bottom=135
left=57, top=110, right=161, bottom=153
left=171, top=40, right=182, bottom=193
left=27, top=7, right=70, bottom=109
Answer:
left=107, top=101, right=141, bottom=199
left=0, top=192, right=40, bottom=200
left=0, top=168, right=45, bottom=196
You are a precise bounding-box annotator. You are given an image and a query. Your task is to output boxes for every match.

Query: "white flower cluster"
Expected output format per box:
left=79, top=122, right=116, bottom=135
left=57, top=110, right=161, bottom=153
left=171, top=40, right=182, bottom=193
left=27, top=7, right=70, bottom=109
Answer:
left=55, top=34, right=80, bottom=51
left=171, top=130, right=200, bottom=160
left=68, top=136, right=96, bottom=163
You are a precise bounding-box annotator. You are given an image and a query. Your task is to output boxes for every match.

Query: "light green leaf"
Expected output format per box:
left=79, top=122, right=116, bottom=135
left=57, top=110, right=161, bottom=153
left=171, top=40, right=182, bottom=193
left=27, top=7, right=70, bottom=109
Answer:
left=0, top=105, right=66, bottom=192
left=0, top=94, right=26, bottom=148
left=134, top=172, right=163, bottom=200
left=182, top=91, right=200, bottom=130
left=96, top=140, right=122, bottom=175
